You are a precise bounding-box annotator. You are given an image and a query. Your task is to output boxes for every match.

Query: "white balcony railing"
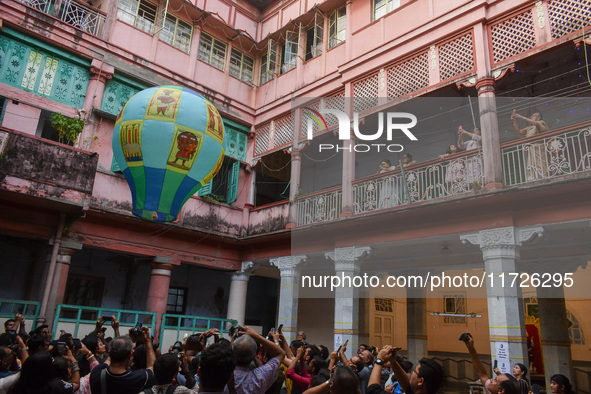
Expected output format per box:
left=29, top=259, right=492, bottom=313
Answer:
left=18, top=0, right=51, bottom=12
left=501, top=126, right=591, bottom=186
left=354, top=151, right=485, bottom=214
left=296, top=188, right=342, bottom=226
left=17, top=0, right=105, bottom=36
left=59, top=0, right=105, bottom=36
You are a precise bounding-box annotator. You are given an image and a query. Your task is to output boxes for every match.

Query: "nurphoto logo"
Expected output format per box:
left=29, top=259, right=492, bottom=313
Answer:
left=304, top=107, right=418, bottom=153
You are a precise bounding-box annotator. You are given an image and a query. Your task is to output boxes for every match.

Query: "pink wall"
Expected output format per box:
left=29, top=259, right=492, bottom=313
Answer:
left=234, top=11, right=258, bottom=39
left=110, top=22, right=154, bottom=60
left=1, top=102, right=41, bottom=135
left=153, top=41, right=192, bottom=77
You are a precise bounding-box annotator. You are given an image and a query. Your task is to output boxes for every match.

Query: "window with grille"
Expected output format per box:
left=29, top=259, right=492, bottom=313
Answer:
left=116, top=0, right=157, bottom=34
left=374, top=298, right=394, bottom=312
left=259, top=39, right=277, bottom=85
left=329, top=7, right=346, bottom=49
left=229, top=48, right=254, bottom=84
left=281, top=31, right=299, bottom=74
left=158, top=14, right=192, bottom=53
left=305, top=13, right=324, bottom=60
left=167, top=287, right=186, bottom=314
left=373, top=0, right=400, bottom=20
left=443, top=295, right=466, bottom=324
left=567, top=310, right=584, bottom=345
left=197, top=32, right=227, bottom=70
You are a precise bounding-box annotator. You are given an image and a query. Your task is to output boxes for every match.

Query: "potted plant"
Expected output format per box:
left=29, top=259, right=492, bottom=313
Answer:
left=50, top=112, right=85, bottom=145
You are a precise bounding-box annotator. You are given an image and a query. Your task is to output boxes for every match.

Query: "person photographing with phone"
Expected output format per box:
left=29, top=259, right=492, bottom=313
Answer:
left=367, top=345, right=443, bottom=394
left=89, top=326, right=156, bottom=393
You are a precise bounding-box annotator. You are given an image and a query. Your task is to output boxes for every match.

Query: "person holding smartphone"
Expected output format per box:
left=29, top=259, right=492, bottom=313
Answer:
left=367, top=346, right=443, bottom=394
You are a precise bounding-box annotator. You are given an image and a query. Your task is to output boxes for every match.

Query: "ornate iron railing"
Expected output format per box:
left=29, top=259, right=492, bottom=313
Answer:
left=296, top=188, right=342, bottom=226
left=59, top=0, right=105, bottom=36
left=16, top=0, right=52, bottom=13
left=501, top=126, right=591, bottom=186
left=354, top=151, right=484, bottom=214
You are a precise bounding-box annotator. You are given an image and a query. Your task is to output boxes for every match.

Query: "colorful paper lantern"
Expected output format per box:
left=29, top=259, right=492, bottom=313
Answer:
left=112, top=86, right=224, bottom=222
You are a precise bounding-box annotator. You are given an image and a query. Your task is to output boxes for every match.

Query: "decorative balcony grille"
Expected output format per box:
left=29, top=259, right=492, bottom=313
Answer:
left=547, top=0, right=591, bottom=40
left=59, top=0, right=105, bottom=36
left=296, top=189, right=342, bottom=226
left=353, top=151, right=484, bottom=214
left=324, top=90, right=346, bottom=128
left=353, top=73, right=379, bottom=113
left=17, top=0, right=52, bottom=13
left=274, top=114, right=294, bottom=147
left=501, top=126, right=591, bottom=186
left=254, top=123, right=271, bottom=156
left=386, top=52, right=429, bottom=98
left=490, top=10, right=536, bottom=63
left=438, top=33, right=475, bottom=81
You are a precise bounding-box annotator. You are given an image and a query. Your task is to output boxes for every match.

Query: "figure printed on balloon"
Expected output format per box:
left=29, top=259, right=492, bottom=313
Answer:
left=168, top=130, right=200, bottom=170
left=146, top=87, right=181, bottom=120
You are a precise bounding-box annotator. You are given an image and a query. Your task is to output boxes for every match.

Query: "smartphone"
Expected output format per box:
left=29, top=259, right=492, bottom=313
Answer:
left=57, top=342, right=67, bottom=355
left=344, top=339, right=349, bottom=346
left=459, top=333, right=469, bottom=342
left=72, top=338, right=82, bottom=349
left=102, top=315, right=112, bottom=322
left=277, top=324, right=283, bottom=334
left=493, top=360, right=498, bottom=369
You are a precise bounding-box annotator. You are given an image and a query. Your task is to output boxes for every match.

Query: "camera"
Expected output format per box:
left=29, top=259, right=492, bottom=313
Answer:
left=102, top=315, right=112, bottom=322
left=229, top=325, right=237, bottom=337
left=131, top=322, right=143, bottom=336
left=459, top=333, right=469, bottom=342
left=171, top=341, right=184, bottom=361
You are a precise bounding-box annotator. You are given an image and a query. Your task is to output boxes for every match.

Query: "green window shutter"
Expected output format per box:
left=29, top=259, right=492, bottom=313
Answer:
left=227, top=160, right=240, bottom=204
left=198, top=180, right=212, bottom=196
left=111, top=155, right=122, bottom=173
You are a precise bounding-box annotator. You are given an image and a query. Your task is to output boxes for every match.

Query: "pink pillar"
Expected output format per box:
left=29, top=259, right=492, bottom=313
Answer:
left=83, top=59, right=114, bottom=112
left=476, top=78, right=503, bottom=188
left=146, top=258, right=175, bottom=338
left=79, top=60, right=113, bottom=148
left=45, top=243, right=83, bottom=327
left=345, top=0, right=353, bottom=61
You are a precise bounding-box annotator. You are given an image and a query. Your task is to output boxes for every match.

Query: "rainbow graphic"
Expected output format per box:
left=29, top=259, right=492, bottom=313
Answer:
left=303, top=107, right=328, bottom=133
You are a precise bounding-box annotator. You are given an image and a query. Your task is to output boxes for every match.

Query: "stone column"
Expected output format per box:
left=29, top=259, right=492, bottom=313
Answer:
left=407, top=286, right=428, bottom=362
left=326, top=246, right=370, bottom=349
left=537, top=286, right=573, bottom=388
left=476, top=78, right=503, bottom=188
left=226, top=262, right=255, bottom=326
left=287, top=150, right=302, bottom=227
left=146, top=256, right=176, bottom=338
left=270, top=255, right=306, bottom=342
left=461, top=227, right=543, bottom=368
left=45, top=242, right=83, bottom=327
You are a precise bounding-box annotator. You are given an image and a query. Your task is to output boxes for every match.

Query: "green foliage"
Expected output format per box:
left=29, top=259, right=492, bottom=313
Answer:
left=203, top=193, right=227, bottom=203
left=50, top=112, right=85, bottom=145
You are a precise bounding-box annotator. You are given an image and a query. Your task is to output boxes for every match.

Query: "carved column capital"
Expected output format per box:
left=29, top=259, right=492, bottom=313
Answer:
left=231, top=261, right=256, bottom=281
left=461, top=226, right=543, bottom=251
left=89, top=59, right=114, bottom=83
left=326, top=246, right=371, bottom=272
left=270, top=255, right=306, bottom=277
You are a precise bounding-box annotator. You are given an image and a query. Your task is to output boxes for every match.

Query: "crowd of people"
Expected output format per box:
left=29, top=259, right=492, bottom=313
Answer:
left=0, top=315, right=574, bottom=394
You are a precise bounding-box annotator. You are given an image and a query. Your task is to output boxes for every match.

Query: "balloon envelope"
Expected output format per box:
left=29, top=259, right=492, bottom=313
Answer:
left=112, top=85, right=225, bottom=222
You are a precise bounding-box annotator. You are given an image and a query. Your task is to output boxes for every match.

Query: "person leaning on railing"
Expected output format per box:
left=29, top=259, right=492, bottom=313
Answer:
left=511, top=110, right=550, bottom=181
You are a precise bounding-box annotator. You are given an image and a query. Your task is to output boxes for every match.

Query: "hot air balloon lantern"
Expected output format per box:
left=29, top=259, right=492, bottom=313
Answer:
left=112, top=86, right=225, bottom=222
